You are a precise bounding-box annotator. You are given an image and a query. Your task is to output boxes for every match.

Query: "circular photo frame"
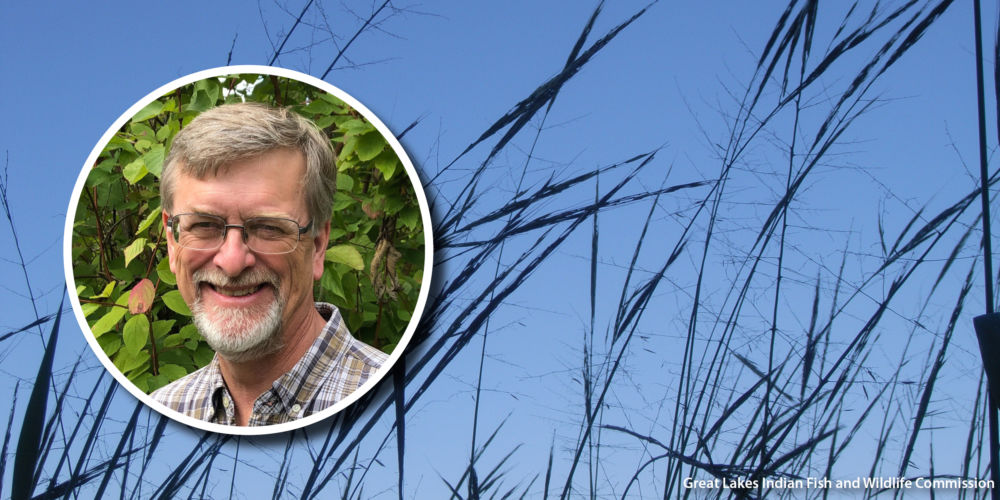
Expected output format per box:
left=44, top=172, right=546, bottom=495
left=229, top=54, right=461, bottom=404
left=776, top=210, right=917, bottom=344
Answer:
left=64, top=66, right=432, bottom=435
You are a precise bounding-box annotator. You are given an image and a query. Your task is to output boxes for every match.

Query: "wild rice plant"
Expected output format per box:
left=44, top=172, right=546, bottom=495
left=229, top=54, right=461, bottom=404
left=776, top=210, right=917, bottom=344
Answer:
left=2, top=1, right=995, bottom=499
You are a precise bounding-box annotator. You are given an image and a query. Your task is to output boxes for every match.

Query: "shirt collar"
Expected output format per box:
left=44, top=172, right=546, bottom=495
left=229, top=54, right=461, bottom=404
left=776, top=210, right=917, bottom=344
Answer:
left=206, top=302, right=350, bottom=422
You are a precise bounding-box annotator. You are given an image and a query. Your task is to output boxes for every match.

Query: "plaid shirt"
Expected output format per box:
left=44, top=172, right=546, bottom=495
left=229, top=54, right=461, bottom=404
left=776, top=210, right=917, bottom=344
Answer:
left=150, top=302, right=387, bottom=426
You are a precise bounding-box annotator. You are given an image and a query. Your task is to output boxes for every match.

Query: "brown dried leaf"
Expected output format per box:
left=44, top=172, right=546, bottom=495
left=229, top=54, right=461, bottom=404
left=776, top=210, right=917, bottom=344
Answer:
left=362, top=203, right=382, bottom=219
left=370, top=239, right=401, bottom=301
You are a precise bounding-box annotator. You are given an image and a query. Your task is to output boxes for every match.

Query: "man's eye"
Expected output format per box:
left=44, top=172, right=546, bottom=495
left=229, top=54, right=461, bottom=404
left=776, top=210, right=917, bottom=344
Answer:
left=250, top=221, right=292, bottom=239
left=185, top=220, right=223, bottom=234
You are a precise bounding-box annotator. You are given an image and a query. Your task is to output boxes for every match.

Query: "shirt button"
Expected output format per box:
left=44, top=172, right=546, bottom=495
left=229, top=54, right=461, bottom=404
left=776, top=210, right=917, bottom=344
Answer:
left=291, top=403, right=302, bottom=414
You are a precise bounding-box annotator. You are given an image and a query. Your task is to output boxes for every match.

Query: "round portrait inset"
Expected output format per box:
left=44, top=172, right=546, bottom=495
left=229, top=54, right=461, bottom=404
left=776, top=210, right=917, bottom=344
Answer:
left=64, top=66, right=432, bottom=435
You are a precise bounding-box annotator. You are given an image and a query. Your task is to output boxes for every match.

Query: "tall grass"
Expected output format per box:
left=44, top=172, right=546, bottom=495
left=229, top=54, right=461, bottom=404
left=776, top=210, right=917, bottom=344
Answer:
left=1, top=1, right=995, bottom=498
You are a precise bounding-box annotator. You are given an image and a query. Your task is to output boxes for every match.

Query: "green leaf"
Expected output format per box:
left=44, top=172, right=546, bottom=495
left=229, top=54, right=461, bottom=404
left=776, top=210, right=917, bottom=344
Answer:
left=340, top=272, right=359, bottom=308
left=302, top=99, right=335, bottom=115
left=397, top=307, right=412, bottom=321
left=398, top=206, right=420, bottom=230
left=161, top=99, right=178, bottom=113
left=355, top=132, right=386, bottom=162
left=317, top=93, right=346, bottom=109
left=111, top=349, right=132, bottom=373
left=159, top=363, right=187, bottom=381
left=157, top=349, right=192, bottom=368
left=122, top=314, right=149, bottom=355
left=194, top=345, right=214, bottom=366
left=326, top=245, right=365, bottom=270
left=104, top=135, right=134, bottom=152
left=123, top=238, right=147, bottom=268
left=374, top=149, right=399, bottom=180
left=332, top=197, right=354, bottom=211
left=131, top=373, right=150, bottom=392
left=187, top=89, right=214, bottom=113
left=81, top=303, right=99, bottom=318
left=314, top=115, right=336, bottom=129
left=340, top=136, right=358, bottom=163
left=136, top=206, right=162, bottom=235
left=131, top=100, right=164, bottom=122
left=91, top=281, right=116, bottom=299
left=122, top=158, right=148, bottom=184
left=91, top=306, right=127, bottom=338
left=179, top=323, right=201, bottom=339
left=147, top=375, right=169, bottom=392
left=97, top=333, right=122, bottom=357
left=194, top=77, right=221, bottom=104
left=163, top=334, right=185, bottom=348
left=320, top=270, right=347, bottom=302
left=385, top=193, right=405, bottom=214
left=341, top=119, right=374, bottom=135
left=85, top=164, right=116, bottom=188
left=152, top=320, right=175, bottom=339
left=114, top=349, right=150, bottom=374
left=162, top=290, right=191, bottom=316
left=128, top=123, right=156, bottom=144
left=156, top=258, right=176, bottom=285
left=337, top=172, right=355, bottom=191
left=109, top=262, right=135, bottom=283
left=142, top=144, right=166, bottom=178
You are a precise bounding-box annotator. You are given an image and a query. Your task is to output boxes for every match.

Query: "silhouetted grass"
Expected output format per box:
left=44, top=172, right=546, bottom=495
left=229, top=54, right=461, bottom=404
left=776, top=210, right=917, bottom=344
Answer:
left=3, top=1, right=996, bottom=498
left=0, top=381, right=17, bottom=496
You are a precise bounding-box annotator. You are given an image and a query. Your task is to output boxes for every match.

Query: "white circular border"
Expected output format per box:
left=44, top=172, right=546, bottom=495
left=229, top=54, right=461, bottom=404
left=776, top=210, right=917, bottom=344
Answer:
left=63, top=65, right=433, bottom=436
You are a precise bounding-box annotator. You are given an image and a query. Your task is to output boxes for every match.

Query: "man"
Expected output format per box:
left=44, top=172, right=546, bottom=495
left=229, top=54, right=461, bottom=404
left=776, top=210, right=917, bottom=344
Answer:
left=150, top=102, right=387, bottom=426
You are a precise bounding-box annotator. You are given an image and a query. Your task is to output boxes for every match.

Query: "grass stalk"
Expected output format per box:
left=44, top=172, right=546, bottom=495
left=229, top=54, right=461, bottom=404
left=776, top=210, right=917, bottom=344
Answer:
left=11, top=290, right=64, bottom=500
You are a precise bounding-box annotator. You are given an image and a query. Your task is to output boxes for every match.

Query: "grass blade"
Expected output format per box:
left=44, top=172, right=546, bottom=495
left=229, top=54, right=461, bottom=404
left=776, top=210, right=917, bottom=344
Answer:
left=394, top=359, right=406, bottom=500
left=12, top=290, right=64, bottom=500
left=0, top=314, right=55, bottom=344
left=0, top=381, right=18, bottom=495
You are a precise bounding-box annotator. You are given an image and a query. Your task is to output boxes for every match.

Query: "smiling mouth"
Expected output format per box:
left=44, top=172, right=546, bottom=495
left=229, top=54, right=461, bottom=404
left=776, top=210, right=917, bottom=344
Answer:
left=192, top=268, right=281, bottom=302
left=208, top=284, right=267, bottom=297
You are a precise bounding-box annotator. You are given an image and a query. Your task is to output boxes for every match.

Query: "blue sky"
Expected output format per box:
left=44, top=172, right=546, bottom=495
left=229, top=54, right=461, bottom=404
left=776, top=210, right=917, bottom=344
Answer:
left=0, top=1, right=995, bottom=497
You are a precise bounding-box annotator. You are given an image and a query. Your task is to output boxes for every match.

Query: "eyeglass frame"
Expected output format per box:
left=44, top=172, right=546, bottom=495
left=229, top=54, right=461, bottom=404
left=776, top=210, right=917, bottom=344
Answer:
left=166, top=212, right=314, bottom=255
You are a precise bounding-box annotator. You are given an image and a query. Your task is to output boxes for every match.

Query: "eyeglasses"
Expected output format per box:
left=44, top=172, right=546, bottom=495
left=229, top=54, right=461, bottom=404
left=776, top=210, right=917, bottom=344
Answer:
left=167, top=213, right=313, bottom=255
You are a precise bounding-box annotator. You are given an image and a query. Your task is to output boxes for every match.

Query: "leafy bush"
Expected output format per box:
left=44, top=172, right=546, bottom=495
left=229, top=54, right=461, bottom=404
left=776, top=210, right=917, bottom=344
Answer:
left=71, top=73, right=424, bottom=393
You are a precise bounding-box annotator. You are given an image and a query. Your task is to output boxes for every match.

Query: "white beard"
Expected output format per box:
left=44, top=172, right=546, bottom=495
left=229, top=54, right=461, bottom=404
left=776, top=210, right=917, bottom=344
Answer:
left=190, top=268, right=284, bottom=363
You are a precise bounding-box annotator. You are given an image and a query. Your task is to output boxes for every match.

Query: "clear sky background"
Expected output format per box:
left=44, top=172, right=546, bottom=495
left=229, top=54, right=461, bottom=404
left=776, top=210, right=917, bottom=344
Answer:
left=0, top=1, right=995, bottom=498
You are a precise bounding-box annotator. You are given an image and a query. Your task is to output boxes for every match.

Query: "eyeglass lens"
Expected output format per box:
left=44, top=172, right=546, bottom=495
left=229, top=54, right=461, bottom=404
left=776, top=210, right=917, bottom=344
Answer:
left=171, top=214, right=302, bottom=254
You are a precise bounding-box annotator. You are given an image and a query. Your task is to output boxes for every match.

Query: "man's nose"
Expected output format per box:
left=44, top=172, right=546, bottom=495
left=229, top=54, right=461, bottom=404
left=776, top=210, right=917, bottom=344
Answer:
left=212, top=227, right=256, bottom=276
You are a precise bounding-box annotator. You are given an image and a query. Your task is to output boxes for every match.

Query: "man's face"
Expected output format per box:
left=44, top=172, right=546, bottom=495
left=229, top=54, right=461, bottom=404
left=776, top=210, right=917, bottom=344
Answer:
left=163, top=149, right=330, bottom=362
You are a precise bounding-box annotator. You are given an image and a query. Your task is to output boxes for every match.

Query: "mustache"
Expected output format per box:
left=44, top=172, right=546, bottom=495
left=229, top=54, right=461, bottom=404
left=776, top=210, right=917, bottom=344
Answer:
left=192, top=268, right=281, bottom=289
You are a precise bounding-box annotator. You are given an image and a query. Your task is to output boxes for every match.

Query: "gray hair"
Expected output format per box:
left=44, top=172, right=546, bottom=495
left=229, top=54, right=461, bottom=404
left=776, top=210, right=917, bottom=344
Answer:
left=161, top=102, right=337, bottom=226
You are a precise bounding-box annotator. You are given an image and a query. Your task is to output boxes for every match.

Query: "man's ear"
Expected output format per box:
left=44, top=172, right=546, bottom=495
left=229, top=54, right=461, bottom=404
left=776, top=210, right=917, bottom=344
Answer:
left=312, top=220, right=331, bottom=281
left=163, top=211, right=178, bottom=273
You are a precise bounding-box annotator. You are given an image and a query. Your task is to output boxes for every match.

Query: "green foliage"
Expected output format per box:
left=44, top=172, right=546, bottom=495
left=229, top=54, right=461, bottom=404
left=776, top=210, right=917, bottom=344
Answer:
left=72, top=74, right=424, bottom=393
